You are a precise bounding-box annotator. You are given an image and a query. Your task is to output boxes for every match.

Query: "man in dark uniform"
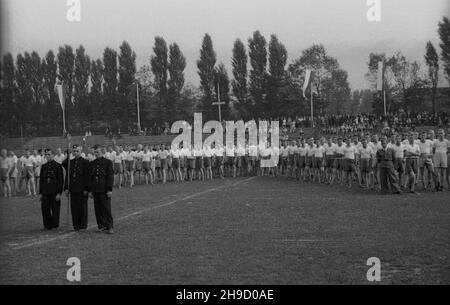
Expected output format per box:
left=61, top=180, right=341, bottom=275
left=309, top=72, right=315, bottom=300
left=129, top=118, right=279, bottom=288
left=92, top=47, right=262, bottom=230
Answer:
left=88, top=144, right=114, bottom=234
left=63, top=145, right=89, bottom=231
left=39, top=148, right=64, bottom=230
left=376, top=136, right=402, bottom=195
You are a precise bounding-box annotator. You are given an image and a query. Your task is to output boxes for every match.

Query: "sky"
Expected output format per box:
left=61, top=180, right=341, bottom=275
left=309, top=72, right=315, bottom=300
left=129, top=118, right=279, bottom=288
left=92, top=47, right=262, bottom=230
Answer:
left=2, top=0, right=449, bottom=90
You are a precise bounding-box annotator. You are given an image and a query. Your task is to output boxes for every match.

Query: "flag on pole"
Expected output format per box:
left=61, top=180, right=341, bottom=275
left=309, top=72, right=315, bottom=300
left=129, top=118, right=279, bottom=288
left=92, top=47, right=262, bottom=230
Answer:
left=376, top=61, right=383, bottom=91
left=302, top=69, right=314, bottom=98
left=56, top=83, right=65, bottom=111
left=56, top=82, right=67, bottom=135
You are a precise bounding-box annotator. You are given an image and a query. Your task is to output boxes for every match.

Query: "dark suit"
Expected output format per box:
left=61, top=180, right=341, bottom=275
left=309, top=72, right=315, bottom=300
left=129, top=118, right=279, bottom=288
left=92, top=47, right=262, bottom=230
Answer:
left=39, top=160, right=64, bottom=229
left=376, top=147, right=401, bottom=194
left=63, top=156, right=90, bottom=230
left=88, top=157, right=114, bottom=230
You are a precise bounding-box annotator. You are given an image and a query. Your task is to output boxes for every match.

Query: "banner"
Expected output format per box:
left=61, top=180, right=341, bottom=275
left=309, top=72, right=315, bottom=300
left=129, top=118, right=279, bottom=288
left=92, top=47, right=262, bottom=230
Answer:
left=376, top=61, right=383, bottom=91
left=56, top=83, right=65, bottom=111
left=302, top=70, right=314, bottom=98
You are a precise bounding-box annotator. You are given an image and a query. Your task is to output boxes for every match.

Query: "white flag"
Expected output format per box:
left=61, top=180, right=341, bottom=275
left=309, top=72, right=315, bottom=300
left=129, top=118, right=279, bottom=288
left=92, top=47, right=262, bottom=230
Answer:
left=56, top=83, right=65, bottom=111
left=302, top=70, right=314, bottom=98
left=376, top=61, right=383, bottom=91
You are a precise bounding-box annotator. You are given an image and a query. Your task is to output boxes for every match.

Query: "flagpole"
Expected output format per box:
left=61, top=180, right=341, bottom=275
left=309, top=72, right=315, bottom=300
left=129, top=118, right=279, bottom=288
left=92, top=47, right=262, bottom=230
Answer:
left=62, top=106, right=67, bottom=136
left=217, top=83, right=222, bottom=123
left=310, top=87, right=314, bottom=128
left=66, top=134, right=71, bottom=230
left=136, top=82, right=141, bottom=133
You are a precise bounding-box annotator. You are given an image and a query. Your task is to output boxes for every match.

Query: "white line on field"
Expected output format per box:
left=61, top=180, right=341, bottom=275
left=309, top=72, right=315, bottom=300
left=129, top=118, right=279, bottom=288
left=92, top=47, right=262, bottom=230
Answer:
left=10, top=177, right=256, bottom=250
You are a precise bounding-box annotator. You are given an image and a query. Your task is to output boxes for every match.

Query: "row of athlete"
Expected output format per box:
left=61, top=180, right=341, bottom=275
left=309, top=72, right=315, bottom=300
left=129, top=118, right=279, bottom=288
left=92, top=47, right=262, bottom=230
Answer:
left=277, top=129, right=449, bottom=193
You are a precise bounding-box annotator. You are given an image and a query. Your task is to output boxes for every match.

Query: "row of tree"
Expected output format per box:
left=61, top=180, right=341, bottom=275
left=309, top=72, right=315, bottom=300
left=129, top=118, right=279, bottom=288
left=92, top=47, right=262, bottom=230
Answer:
left=365, top=17, right=450, bottom=115
left=0, top=32, right=354, bottom=137
left=1, top=17, right=448, bottom=137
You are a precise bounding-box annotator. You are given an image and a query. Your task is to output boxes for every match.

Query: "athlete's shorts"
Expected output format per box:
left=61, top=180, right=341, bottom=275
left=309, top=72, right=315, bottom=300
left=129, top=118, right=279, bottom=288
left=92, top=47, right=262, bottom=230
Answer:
left=333, top=157, right=344, bottom=170
left=419, top=155, right=433, bottom=168
left=172, top=158, right=180, bottom=169
left=243, top=156, right=249, bottom=167
left=179, top=157, right=185, bottom=168
left=314, top=157, right=323, bottom=169
left=360, top=158, right=371, bottom=173
left=160, top=158, right=167, bottom=170
left=142, top=161, right=151, bottom=172
left=433, top=152, right=448, bottom=168
left=298, top=156, right=306, bottom=168
left=135, top=160, right=143, bottom=171
left=394, top=158, right=405, bottom=174
left=25, top=166, right=34, bottom=179
left=203, top=157, right=211, bottom=168
left=226, top=156, right=235, bottom=166
left=0, top=168, right=8, bottom=183
left=155, top=159, right=161, bottom=169
left=288, top=155, right=295, bottom=166
left=344, top=159, right=357, bottom=172
left=448, top=154, right=450, bottom=173
left=325, top=156, right=334, bottom=168
left=236, top=156, right=245, bottom=167
left=125, top=160, right=134, bottom=172
left=113, top=163, right=123, bottom=174
left=305, top=156, right=313, bottom=168
left=186, top=158, right=194, bottom=169
left=9, top=168, right=18, bottom=178
left=215, top=156, right=224, bottom=167
left=195, top=157, right=203, bottom=169
left=150, top=159, right=156, bottom=172
left=294, top=154, right=300, bottom=167
left=34, top=166, right=41, bottom=178
left=405, top=158, right=419, bottom=174
left=167, top=157, right=172, bottom=169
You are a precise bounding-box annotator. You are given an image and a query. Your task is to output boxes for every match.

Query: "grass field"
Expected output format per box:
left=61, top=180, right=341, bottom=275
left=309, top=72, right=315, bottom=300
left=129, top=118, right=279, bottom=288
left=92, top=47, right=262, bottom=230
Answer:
left=0, top=176, right=449, bottom=285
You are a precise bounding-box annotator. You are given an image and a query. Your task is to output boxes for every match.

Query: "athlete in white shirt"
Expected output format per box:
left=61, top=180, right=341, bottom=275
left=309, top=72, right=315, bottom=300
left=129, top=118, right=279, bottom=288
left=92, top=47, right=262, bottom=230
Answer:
left=313, top=140, right=326, bottom=183
left=0, top=149, right=12, bottom=198
left=358, top=138, right=374, bottom=189
left=20, top=150, right=37, bottom=196
left=134, top=144, right=144, bottom=185
left=404, top=132, right=421, bottom=192
left=123, top=146, right=135, bottom=187
left=203, top=145, right=213, bottom=180
left=343, top=138, right=359, bottom=188
left=113, top=146, right=124, bottom=188
left=418, top=132, right=439, bottom=190
left=433, top=129, right=450, bottom=190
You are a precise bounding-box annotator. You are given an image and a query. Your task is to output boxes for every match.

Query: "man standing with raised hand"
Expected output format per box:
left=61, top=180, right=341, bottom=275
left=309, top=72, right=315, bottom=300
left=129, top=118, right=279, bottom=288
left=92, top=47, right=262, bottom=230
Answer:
left=88, top=145, right=114, bottom=234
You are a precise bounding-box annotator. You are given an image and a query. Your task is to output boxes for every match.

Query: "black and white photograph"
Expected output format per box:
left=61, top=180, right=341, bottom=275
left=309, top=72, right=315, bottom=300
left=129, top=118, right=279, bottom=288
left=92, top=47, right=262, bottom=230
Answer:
left=0, top=0, right=449, bottom=290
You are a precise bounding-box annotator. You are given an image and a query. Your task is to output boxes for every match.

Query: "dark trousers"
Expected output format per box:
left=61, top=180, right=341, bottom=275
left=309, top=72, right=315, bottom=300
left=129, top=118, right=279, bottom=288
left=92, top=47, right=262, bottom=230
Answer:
left=380, top=166, right=401, bottom=194
left=41, top=194, right=61, bottom=229
left=70, top=192, right=88, bottom=230
left=93, top=193, right=113, bottom=230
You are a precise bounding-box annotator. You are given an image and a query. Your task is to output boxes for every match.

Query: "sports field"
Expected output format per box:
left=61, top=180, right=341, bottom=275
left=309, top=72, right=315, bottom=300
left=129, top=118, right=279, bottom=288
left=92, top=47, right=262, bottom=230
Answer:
left=0, top=177, right=449, bottom=284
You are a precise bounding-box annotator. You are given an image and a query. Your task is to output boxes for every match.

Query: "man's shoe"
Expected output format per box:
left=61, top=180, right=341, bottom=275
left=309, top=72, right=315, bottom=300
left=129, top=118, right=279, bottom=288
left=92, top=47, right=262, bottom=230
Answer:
left=105, top=228, right=114, bottom=234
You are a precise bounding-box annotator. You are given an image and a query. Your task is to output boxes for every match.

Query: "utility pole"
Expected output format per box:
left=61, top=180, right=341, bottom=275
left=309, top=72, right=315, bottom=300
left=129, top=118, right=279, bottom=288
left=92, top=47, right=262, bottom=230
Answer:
left=212, top=82, right=225, bottom=122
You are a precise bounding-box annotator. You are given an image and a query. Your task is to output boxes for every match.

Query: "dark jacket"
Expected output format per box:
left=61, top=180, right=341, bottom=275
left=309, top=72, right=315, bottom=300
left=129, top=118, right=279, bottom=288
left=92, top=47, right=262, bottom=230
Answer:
left=88, top=157, right=114, bottom=193
left=39, top=160, right=64, bottom=195
left=376, top=147, right=395, bottom=168
left=63, top=156, right=89, bottom=193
